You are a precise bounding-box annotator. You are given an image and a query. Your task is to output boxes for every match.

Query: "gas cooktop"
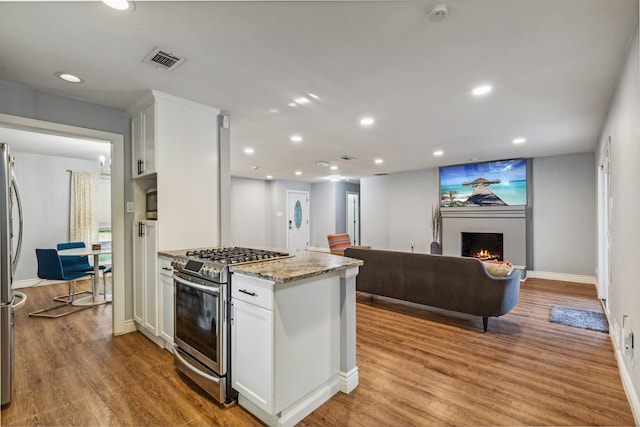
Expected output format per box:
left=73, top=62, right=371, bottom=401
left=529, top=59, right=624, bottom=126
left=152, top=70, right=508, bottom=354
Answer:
left=172, top=247, right=291, bottom=283
left=183, top=247, right=290, bottom=264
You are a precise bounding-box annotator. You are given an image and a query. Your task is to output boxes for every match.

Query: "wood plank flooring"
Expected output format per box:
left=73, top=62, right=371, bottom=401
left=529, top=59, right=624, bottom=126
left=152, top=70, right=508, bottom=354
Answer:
left=1, top=278, right=635, bottom=426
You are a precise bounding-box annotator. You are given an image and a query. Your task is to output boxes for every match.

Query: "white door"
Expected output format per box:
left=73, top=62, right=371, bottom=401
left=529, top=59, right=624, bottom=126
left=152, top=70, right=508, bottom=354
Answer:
left=287, top=191, right=309, bottom=251
left=346, top=192, right=360, bottom=245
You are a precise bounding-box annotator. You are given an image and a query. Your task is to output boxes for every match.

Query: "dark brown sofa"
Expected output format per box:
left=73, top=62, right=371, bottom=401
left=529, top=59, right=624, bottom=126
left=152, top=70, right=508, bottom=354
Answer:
left=344, top=247, right=521, bottom=332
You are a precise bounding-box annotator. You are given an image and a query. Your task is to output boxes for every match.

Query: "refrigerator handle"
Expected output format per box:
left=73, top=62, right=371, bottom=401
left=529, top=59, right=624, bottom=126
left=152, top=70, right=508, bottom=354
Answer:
left=11, top=291, right=26, bottom=311
left=11, top=170, right=23, bottom=273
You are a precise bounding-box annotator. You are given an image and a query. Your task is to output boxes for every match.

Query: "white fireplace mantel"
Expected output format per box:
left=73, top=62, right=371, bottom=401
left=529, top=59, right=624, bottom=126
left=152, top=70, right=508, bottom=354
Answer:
left=441, top=206, right=528, bottom=266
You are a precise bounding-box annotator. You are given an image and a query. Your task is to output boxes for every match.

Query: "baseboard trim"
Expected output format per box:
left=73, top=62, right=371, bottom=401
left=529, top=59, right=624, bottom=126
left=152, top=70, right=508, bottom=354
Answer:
left=13, top=278, right=66, bottom=288
left=526, top=271, right=596, bottom=285
left=117, top=319, right=138, bottom=335
left=609, top=320, right=640, bottom=425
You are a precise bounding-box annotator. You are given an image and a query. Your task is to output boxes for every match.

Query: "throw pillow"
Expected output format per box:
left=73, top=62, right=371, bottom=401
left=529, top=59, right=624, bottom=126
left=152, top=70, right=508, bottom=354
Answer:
left=483, top=260, right=514, bottom=277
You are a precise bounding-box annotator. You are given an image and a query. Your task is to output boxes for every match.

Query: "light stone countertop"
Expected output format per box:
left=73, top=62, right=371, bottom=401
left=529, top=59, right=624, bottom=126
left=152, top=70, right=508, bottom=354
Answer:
left=158, top=248, right=362, bottom=283
left=230, top=250, right=363, bottom=283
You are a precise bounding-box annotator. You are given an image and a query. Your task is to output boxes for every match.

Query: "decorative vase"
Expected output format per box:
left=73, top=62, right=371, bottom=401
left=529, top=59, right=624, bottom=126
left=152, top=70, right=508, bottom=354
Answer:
left=430, top=241, right=442, bottom=255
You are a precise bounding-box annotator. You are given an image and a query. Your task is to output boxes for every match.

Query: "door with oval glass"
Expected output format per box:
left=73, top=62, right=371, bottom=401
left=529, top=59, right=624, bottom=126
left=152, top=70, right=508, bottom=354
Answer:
left=286, top=190, right=309, bottom=251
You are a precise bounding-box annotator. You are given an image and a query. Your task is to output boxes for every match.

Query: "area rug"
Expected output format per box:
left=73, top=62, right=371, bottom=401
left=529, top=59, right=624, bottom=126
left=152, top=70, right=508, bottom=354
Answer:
left=550, top=305, right=609, bottom=333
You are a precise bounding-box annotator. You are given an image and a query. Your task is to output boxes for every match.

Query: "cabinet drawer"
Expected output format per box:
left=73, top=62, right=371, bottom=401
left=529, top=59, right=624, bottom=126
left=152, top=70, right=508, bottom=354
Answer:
left=232, top=274, right=274, bottom=310
left=159, top=256, right=173, bottom=277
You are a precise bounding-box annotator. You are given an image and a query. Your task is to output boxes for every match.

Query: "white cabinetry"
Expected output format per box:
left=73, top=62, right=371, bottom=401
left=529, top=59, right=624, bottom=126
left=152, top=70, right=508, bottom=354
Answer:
left=129, top=90, right=222, bottom=350
left=131, top=102, right=157, bottom=178
left=159, top=255, right=174, bottom=350
left=133, top=220, right=158, bottom=335
left=231, top=274, right=274, bottom=414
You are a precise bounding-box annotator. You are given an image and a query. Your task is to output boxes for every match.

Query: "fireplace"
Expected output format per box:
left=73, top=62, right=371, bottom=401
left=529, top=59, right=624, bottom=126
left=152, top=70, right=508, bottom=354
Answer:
left=461, top=232, right=503, bottom=261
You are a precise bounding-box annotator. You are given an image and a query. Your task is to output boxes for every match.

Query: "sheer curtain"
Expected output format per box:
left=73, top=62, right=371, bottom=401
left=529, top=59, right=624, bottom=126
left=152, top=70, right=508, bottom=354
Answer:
left=70, top=171, right=100, bottom=246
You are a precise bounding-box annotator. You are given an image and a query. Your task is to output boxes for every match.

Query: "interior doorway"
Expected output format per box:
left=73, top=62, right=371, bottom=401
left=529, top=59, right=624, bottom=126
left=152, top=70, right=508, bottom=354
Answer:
left=0, top=113, right=126, bottom=335
left=346, top=192, right=360, bottom=245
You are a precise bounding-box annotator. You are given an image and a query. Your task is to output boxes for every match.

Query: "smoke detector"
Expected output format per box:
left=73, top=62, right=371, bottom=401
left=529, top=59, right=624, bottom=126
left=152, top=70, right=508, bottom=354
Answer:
left=143, top=48, right=186, bottom=71
left=428, top=4, right=448, bottom=22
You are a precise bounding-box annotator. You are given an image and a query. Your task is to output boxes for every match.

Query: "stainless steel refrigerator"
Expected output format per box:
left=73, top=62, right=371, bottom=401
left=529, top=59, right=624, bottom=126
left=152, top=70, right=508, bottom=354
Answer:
left=1, top=143, right=26, bottom=407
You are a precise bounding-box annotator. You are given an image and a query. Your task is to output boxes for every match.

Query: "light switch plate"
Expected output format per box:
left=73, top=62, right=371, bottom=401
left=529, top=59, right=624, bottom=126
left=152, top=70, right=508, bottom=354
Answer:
left=126, top=202, right=135, bottom=213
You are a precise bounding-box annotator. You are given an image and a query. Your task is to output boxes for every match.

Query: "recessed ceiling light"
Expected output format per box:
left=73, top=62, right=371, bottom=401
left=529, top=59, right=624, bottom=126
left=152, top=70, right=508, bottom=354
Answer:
left=294, top=96, right=311, bottom=105
left=295, top=171, right=302, bottom=176
left=374, top=158, right=383, bottom=164
left=433, top=150, right=444, bottom=156
left=288, top=102, right=297, bottom=107
left=244, top=148, right=255, bottom=154
left=330, top=165, right=338, bottom=171
left=308, top=93, right=320, bottom=100
left=102, top=0, right=131, bottom=10
left=290, top=135, right=303, bottom=143
left=55, top=72, right=83, bottom=83
left=360, top=117, right=375, bottom=126
left=513, top=137, right=526, bottom=144
left=268, top=108, right=280, bottom=114
left=266, top=175, right=273, bottom=180
left=472, top=85, right=492, bottom=96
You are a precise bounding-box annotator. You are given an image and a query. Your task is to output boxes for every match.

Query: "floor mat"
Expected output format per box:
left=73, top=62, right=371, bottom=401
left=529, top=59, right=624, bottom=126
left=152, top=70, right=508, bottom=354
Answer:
left=550, top=305, right=609, bottom=333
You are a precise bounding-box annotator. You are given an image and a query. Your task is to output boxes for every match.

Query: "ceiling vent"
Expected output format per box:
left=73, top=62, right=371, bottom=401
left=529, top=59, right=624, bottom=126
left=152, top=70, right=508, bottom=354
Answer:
left=143, top=48, right=186, bottom=71
left=339, top=155, right=356, bottom=161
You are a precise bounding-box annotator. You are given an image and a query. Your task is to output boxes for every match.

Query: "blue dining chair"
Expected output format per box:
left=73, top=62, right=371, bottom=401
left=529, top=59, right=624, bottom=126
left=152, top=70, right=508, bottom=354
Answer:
left=29, top=249, right=92, bottom=318
left=57, top=241, right=106, bottom=274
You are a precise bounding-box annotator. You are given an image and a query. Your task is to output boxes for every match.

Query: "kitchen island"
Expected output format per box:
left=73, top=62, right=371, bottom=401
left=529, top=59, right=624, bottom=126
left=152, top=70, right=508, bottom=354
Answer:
left=229, top=250, right=362, bottom=427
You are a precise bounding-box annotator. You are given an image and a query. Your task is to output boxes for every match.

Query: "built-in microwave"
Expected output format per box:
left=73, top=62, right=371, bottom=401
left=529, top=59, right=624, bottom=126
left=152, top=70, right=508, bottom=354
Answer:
left=146, top=189, right=157, bottom=219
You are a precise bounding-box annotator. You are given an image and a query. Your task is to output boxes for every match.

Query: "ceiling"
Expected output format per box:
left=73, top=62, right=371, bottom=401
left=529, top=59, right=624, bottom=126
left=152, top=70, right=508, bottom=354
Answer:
left=0, top=0, right=637, bottom=182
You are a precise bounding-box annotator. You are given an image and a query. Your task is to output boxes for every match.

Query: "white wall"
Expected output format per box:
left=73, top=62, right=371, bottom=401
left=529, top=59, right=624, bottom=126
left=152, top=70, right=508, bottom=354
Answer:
left=11, top=151, right=102, bottom=281
left=531, top=153, right=596, bottom=276
left=597, top=22, right=640, bottom=417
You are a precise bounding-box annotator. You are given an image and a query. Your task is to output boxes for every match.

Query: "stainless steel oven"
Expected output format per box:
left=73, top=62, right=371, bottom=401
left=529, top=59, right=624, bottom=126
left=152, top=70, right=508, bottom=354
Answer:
left=173, top=270, right=227, bottom=403
left=171, top=247, right=290, bottom=406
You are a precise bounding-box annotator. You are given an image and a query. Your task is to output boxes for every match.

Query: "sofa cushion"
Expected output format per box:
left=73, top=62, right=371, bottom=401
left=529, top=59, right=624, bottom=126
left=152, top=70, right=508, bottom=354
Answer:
left=483, top=261, right=514, bottom=277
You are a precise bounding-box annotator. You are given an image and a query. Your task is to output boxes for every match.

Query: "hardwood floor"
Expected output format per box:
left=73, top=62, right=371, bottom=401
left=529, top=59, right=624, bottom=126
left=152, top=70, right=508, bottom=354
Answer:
left=1, top=278, right=635, bottom=426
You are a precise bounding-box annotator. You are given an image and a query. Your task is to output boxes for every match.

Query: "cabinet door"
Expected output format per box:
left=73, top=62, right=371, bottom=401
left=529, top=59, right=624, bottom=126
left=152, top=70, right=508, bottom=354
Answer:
left=131, top=112, right=143, bottom=178
left=132, top=221, right=145, bottom=325
left=143, top=221, right=159, bottom=334
left=142, top=103, right=157, bottom=175
left=231, top=298, right=274, bottom=414
left=159, top=270, right=174, bottom=345
left=131, top=104, right=157, bottom=178
left=132, top=220, right=159, bottom=335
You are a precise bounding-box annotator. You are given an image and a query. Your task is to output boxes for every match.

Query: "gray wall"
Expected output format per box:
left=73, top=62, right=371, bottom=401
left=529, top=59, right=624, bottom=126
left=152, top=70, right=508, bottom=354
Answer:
left=531, top=152, right=596, bottom=276
left=229, top=177, right=270, bottom=247
left=310, top=181, right=336, bottom=248
left=361, top=169, right=438, bottom=253
left=11, top=152, right=103, bottom=281
left=597, top=22, right=639, bottom=407
left=0, top=81, right=133, bottom=315
left=309, top=181, right=361, bottom=249
left=360, top=157, right=596, bottom=273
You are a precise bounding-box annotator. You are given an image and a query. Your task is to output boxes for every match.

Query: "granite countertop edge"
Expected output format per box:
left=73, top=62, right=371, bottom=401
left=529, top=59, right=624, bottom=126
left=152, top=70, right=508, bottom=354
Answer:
left=230, top=252, right=363, bottom=283
left=158, top=249, right=363, bottom=283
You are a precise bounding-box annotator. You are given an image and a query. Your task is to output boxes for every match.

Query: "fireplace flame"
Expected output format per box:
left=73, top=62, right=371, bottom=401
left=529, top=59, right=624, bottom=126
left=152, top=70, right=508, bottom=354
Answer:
left=474, top=249, right=501, bottom=261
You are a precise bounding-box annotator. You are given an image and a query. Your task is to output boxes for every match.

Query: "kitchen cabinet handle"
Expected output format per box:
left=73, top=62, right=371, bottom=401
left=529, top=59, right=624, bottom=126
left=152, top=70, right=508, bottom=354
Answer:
left=162, top=267, right=172, bottom=271
left=239, top=289, right=257, bottom=297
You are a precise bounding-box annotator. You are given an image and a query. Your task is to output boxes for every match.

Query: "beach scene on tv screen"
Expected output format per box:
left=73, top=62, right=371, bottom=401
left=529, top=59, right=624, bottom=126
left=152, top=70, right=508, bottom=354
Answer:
left=440, top=159, right=527, bottom=207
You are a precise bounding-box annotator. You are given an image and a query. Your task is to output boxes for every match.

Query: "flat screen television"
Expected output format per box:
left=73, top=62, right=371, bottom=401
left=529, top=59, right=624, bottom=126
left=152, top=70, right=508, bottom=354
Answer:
left=439, top=158, right=527, bottom=207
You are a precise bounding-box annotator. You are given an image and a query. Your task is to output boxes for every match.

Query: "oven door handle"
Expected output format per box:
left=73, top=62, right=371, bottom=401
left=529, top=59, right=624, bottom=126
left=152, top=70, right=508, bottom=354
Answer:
left=173, top=274, right=221, bottom=294
left=173, top=345, right=221, bottom=384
